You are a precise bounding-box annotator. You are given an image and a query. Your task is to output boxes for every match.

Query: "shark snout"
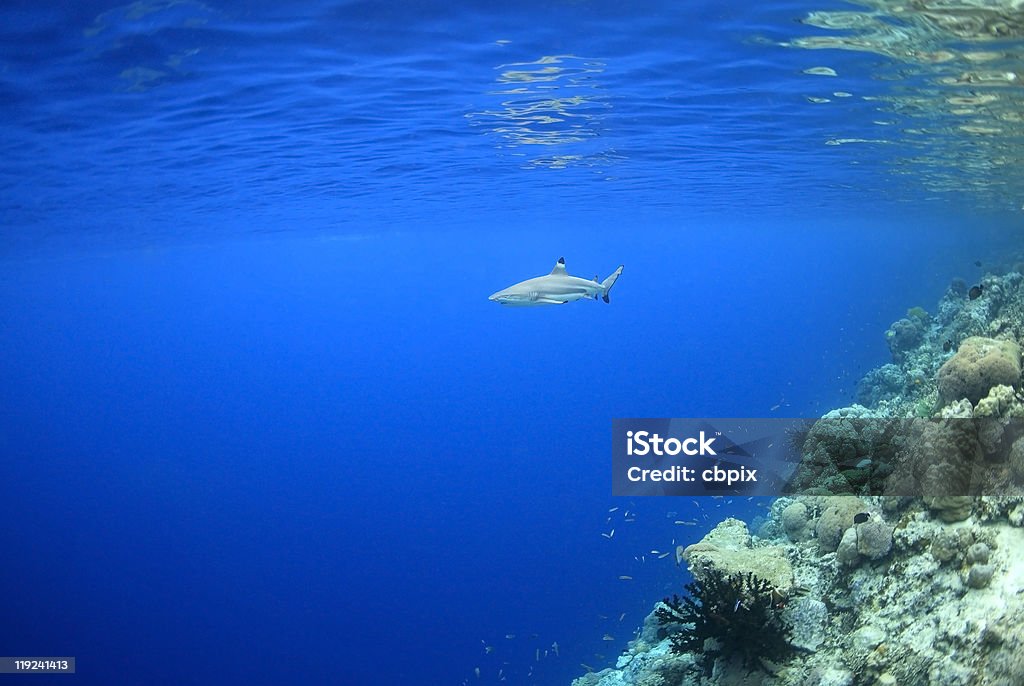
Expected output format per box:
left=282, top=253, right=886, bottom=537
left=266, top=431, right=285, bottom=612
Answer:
left=489, top=288, right=514, bottom=302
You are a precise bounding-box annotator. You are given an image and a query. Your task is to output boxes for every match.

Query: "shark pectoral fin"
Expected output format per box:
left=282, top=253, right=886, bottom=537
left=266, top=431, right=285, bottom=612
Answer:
left=536, top=297, right=568, bottom=305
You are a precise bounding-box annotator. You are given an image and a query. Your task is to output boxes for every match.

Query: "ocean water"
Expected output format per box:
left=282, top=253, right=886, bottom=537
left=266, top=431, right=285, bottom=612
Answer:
left=1, top=0, right=1022, bottom=684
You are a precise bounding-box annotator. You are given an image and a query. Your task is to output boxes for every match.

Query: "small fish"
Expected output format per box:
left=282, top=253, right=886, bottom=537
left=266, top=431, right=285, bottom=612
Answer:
left=974, top=260, right=982, bottom=267
left=619, top=575, right=633, bottom=580
left=619, top=612, right=626, bottom=621
left=969, top=284, right=983, bottom=300
left=602, top=634, right=615, bottom=641
left=658, top=552, right=670, bottom=559
left=943, top=339, right=953, bottom=352
left=650, top=550, right=661, bottom=554
left=608, top=507, right=619, bottom=513
left=505, top=634, right=515, bottom=639
left=674, top=520, right=697, bottom=525
left=580, top=663, right=594, bottom=672
left=770, top=404, right=781, bottom=411
left=485, top=646, right=494, bottom=654
left=535, top=648, right=540, bottom=662
left=601, top=529, right=615, bottom=539
left=475, top=667, right=480, bottom=678
left=854, top=512, right=870, bottom=524
left=552, top=641, right=560, bottom=657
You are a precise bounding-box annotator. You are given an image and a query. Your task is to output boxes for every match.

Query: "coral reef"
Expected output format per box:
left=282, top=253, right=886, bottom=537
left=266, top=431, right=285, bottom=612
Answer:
left=572, top=267, right=1024, bottom=686
left=857, top=270, right=1024, bottom=419
left=787, top=271, right=1024, bottom=499
left=573, top=496, right=1024, bottom=686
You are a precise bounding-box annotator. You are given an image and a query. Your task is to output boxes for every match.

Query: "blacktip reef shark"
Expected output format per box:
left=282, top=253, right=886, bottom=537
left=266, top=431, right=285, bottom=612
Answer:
left=489, top=257, right=624, bottom=306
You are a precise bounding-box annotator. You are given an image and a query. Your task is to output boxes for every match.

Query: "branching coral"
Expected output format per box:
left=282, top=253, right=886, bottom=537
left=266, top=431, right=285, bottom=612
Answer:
left=656, top=571, right=794, bottom=670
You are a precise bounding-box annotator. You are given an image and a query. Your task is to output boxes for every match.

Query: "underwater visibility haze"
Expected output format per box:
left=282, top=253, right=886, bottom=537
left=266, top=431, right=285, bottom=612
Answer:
left=2, top=0, right=1024, bottom=684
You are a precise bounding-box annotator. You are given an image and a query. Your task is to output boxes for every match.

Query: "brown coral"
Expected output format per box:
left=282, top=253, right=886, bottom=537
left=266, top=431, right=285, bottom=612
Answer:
left=937, top=337, right=1021, bottom=405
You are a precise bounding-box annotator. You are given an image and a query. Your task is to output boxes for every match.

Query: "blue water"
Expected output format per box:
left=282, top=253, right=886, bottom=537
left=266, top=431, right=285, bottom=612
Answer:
left=1, top=0, right=1021, bottom=684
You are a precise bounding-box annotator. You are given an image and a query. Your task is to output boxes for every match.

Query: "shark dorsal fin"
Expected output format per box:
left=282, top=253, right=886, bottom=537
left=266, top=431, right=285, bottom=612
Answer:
left=550, top=257, right=567, bottom=276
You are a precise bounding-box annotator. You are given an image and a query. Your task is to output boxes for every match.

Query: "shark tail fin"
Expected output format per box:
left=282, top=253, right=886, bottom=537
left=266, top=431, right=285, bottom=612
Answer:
left=601, top=265, right=624, bottom=303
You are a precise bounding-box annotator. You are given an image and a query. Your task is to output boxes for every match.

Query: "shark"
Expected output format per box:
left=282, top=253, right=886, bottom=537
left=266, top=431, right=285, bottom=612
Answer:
left=488, top=257, right=624, bottom=306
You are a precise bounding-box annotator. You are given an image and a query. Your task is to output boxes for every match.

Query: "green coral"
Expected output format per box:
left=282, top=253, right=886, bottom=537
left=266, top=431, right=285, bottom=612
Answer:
left=914, top=395, right=936, bottom=418
left=906, top=306, right=930, bottom=322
